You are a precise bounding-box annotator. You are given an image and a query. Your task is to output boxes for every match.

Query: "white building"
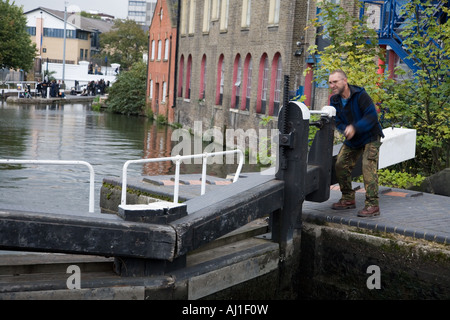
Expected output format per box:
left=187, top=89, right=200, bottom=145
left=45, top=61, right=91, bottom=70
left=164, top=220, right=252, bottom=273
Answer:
left=23, top=7, right=119, bottom=88
left=127, top=0, right=157, bottom=28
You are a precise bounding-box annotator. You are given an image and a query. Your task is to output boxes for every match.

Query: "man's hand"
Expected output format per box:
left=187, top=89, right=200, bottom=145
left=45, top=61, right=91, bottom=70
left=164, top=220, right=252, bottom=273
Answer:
left=344, top=124, right=356, bottom=140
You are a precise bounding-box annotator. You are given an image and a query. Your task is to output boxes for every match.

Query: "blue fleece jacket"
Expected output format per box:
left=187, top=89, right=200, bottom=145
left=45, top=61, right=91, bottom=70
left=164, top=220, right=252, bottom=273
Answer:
left=330, top=85, right=384, bottom=149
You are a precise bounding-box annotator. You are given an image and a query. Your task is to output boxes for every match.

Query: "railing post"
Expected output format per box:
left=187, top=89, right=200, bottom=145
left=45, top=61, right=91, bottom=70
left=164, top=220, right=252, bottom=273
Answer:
left=0, top=160, right=95, bottom=213
left=120, top=149, right=244, bottom=206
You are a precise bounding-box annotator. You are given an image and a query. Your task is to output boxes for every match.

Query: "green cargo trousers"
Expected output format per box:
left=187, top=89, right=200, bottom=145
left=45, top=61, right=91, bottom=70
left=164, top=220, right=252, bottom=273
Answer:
left=335, top=137, right=382, bottom=207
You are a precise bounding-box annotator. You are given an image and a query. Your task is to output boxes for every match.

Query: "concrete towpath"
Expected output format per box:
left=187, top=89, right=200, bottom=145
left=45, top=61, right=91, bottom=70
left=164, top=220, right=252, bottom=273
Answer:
left=5, top=95, right=97, bottom=104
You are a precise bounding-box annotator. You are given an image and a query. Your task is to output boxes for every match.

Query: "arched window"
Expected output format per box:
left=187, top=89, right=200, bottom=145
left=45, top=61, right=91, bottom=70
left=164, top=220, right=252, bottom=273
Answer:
left=256, top=53, right=269, bottom=114
left=269, top=53, right=282, bottom=116
left=242, top=54, right=252, bottom=111
left=185, top=55, right=192, bottom=99
left=231, top=54, right=242, bottom=109
left=200, top=54, right=207, bottom=100
left=215, top=54, right=224, bottom=105
left=178, top=55, right=184, bottom=97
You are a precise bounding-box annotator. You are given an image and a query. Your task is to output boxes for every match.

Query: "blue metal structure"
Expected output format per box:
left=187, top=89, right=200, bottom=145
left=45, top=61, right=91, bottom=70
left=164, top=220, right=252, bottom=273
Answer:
left=359, top=0, right=448, bottom=73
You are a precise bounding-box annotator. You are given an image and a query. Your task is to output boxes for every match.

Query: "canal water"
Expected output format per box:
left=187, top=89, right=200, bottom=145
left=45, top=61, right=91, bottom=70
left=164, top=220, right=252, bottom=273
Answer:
left=0, top=101, right=251, bottom=215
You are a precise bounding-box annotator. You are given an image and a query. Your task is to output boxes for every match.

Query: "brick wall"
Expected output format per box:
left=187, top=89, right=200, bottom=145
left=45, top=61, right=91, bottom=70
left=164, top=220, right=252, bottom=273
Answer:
left=175, top=0, right=311, bottom=132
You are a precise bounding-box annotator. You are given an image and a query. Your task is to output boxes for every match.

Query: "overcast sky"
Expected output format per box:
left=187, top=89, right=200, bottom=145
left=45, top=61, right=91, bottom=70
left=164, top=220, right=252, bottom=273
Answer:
left=13, top=0, right=130, bottom=19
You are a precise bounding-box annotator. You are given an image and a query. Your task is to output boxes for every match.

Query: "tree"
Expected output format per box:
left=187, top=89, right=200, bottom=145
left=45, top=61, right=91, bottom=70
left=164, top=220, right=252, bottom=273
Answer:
left=98, top=19, right=148, bottom=70
left=306, top=0, right=449, bottom=178
left=107, top=61, right=147, bottom=116
left=0, top=0, right=36, bottom=71
left=382, top=0, right=450, bottom=176
left=305, top=0, right=392, bottom=104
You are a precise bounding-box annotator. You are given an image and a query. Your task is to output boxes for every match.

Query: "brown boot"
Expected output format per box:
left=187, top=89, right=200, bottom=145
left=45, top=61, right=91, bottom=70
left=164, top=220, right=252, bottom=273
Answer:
left=331, top=199, right=356, bottom=210
left=357, top=206, right=380, bottom=217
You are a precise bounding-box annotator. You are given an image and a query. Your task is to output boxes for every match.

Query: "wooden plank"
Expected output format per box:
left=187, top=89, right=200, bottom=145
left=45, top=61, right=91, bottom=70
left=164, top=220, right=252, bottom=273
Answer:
left=171, top=178, right=284, bottom=257
left=0, top=210, right=176, bottom=260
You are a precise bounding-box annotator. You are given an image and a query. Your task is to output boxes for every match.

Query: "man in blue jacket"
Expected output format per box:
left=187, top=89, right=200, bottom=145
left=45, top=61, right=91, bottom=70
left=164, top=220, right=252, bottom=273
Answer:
left=328, top=70, right=384, bottom=217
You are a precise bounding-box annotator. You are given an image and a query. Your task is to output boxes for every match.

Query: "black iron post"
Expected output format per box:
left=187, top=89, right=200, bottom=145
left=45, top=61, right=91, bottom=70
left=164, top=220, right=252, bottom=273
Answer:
left=272, top=76, right=310, bottom=252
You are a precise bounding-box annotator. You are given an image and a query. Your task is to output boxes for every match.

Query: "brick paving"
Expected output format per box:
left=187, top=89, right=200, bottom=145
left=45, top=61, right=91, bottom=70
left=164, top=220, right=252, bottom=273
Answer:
left=302, top=182, right=450, bottom=244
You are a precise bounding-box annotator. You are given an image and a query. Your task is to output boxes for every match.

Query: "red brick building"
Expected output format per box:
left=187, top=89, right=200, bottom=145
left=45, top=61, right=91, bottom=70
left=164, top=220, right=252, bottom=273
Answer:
left=146, top=0, right=179, bottom=123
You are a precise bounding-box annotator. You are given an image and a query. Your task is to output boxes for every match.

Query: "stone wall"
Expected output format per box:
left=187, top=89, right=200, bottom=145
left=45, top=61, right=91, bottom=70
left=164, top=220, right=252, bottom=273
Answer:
left=297, top=222, right=450, bottom=299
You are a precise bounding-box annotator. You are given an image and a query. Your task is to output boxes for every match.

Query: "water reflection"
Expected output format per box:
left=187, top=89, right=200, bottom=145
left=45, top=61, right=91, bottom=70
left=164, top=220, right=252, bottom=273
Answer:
left=0, top=102, right=177, bottom=214
left=0, top=102, right=257, bottom=214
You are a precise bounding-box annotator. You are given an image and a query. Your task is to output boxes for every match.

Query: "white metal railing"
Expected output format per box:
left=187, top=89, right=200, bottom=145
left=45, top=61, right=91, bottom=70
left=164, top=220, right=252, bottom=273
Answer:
left=121, top=150, right=245, bottom=206
left=0, top=160, right=95, bottom=213
left=0, top=81, right=37, bottom=90
left=309, top=106, right=336, bottom=118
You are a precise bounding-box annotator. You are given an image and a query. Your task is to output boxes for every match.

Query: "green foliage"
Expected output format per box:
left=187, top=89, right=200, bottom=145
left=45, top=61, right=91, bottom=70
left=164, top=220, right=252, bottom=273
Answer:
left=92, top=96, right=102, bottom=111
left=106, top=61, right=147, bottom=116
left=80, top=11, right=101, bottom=20
left=0, top=0, right=36, bottom=71
left=258, top=116, right=275, bottom=166
left=43, top=70, right=56, bottom=81
left=98, top=19, right=149, bottom=70
left=381, top=0, right=450, bottom=176
left=355, top=169, right=425, bottom=190
left=307, top=0, right=450, bottom=177
left=259, top=116, right=273, bottom=127
left=156, top=114, right=168, bottom=125
left=305, top=0, right=394, bottom=104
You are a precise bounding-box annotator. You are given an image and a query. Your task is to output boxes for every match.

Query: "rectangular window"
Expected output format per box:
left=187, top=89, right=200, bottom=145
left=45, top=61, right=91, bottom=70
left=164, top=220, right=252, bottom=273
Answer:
left=149, top=79, right=153, bottom=99
left=219, top=0, right=229, bottom=31
left=129, top=1, right=146, bottom=6
left=181, top=0, right=188, bottom=35
left=27, top=26, right=36, bottom=36
left=241, top=0, right=251, bottom=28
left=76, top=30, right=88, bottom=40
left=157, top=40, right=162, bottom=60
left=188, top=0, right=196, bottom=34
left=43, top=28, right=78, bottom=39
left=268, top=0, right=280, bottom=25
left=164, top=39, right=169, bottom=60
left=211, top=0, right=221, bottom=20
left=151, top=40, right=155, bottom=60
left=203, top=0, right=211, bottom=33
left=162, top=81, right=167, bottom=102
